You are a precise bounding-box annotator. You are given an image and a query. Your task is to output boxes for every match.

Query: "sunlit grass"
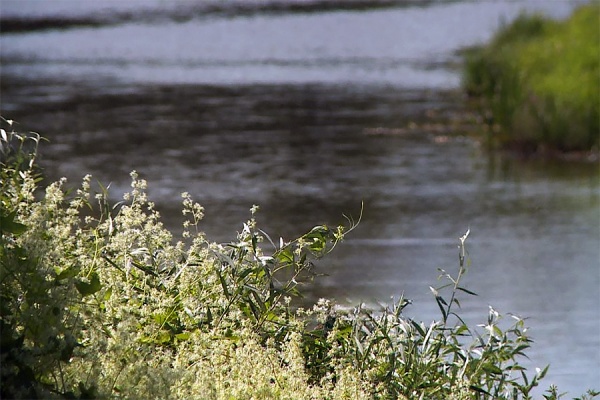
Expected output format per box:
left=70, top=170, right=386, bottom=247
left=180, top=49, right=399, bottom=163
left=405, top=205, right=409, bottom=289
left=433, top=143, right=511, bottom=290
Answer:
left=462, top=3, right=599, bottom=154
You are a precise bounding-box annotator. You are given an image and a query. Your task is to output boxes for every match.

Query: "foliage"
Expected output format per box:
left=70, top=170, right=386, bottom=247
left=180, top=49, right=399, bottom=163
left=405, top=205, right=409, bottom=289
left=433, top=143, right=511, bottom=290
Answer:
left=1, top=118, right=598, bottom=399
left=462, top=4, right=600, bottom=154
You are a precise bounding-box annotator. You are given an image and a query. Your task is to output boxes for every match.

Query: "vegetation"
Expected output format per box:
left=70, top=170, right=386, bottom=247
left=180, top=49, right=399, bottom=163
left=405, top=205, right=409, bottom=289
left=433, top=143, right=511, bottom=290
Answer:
left=1, top=118, right=599, bottom=399
left=462, top=3, right=599, bottom=155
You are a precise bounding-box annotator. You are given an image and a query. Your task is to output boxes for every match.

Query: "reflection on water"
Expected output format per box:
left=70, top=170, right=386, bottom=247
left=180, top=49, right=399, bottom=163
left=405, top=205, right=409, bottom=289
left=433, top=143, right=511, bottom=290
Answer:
left=1, top=0, right=598, bottom=394
left=3, top=81, right=599, bottom=395
left=0, top=0, right=583, bottom=87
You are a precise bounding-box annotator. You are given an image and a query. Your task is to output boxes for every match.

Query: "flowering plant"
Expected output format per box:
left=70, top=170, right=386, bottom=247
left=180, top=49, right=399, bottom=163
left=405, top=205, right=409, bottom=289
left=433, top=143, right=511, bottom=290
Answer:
left=2, top=118, right=595, bottom=399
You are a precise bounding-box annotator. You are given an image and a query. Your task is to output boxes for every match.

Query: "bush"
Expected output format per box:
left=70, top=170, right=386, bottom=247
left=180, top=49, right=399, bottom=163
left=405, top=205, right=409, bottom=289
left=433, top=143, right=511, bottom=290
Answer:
left=462, top=4, right=600, bottom=154
left=2, top=118, right=598, bottom=399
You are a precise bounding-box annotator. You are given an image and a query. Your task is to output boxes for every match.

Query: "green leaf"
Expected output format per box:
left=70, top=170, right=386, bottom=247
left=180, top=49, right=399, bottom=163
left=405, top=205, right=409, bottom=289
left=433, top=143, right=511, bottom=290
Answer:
left=206, top=307, right=213, bottom=325
left=153, top=313, right=169, bottom=325
left=0, top=211, right=27, bottom=235
left=216, top=269, right=230, bottom=299
left=435, top=296, right=448, bottom=321
left=238, top=267, right=256, bottom=281
left=103, top=286, right=113, bottom=301
left=276, top=247, right=294, bottom=264
left=455, top=324, right=469, bottom=335
left=536, top=364, right=549, bottom=379
left=75, top=273, right=102, bottom=297
left=55, top=266, right=80, bottom=281
left=354, top=336, right=364, bottom=355
left=470, top=385, right=492, bottom=396
left=175, top=332, right=190, bottom=341
left=453, top=298, right=461, bottom=308
left=251, top=234, right=258, bottom=253
left=411, top=320, right=426, bottom=337
left=248, top=297, right=260, bottom=319
left=457, top=286, right=478, bottom=296
left=482, top=363, right=503, bottom=375
left=157, top=331, right=171, bottom=344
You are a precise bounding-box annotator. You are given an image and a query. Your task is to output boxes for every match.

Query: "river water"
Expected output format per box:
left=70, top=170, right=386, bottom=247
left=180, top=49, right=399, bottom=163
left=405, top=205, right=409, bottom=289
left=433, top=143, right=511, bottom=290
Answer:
left=1, top=0, right=598, bottom=395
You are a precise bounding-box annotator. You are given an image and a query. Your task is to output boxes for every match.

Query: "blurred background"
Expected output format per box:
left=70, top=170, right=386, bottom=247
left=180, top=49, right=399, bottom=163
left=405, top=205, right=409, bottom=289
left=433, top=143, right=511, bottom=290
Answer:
left=1, top=0, right=598, bottom=394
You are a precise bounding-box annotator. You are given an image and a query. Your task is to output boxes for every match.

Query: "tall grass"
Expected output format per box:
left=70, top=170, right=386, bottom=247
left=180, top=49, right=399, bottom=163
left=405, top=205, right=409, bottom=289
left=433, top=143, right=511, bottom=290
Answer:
left=1, top=118, right=598, bottom=399
left=462, top=4, right=599, bottom=154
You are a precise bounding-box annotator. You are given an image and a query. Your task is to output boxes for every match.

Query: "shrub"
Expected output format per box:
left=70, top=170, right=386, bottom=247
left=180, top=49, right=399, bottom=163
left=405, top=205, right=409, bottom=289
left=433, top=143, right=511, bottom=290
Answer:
left=462, top=4, right=600, bottom=154
left=2, top=118, right=598, bottom=399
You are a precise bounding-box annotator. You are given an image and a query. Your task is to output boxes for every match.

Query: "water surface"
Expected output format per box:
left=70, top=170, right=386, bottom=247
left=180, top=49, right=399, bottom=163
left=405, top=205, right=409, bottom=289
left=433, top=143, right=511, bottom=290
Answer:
left=1, top=0, right=598, bottom=395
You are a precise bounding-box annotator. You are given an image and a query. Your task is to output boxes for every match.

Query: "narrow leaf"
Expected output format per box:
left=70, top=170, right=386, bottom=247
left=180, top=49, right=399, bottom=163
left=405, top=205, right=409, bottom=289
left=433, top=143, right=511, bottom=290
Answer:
left=482, top=363, right=503, bottom=375
left=470, top=385, right=492, bottom=396
left=435, top=296, right=448, bottom=321
left=411, top=320, right=426, bottom=336
left=457, top=286, right=478, bottom=296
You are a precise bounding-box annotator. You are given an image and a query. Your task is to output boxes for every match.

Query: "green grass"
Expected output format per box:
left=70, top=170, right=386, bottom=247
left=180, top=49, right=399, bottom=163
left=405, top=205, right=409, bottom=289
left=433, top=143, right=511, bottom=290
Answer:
left=462, top=3, right=600, bottom=154
left=2, top=119, right=600, bottom=399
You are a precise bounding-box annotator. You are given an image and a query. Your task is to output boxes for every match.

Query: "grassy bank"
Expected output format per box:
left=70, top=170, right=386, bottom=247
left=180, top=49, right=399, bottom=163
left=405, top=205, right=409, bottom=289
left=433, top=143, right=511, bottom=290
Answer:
left=2, top=119, right=599, bottom=399
left=462, top=3, right=599, bottom=155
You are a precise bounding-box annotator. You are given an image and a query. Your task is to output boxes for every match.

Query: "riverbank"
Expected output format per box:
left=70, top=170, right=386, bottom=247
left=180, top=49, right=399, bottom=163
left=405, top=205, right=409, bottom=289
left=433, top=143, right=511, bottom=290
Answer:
left=462, top=3, right=599, bottom=157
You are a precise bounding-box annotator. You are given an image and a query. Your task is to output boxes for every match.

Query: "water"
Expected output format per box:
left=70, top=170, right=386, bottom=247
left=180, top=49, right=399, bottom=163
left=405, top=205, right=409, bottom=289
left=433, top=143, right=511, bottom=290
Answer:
left=1, top=0, right=598, bottom=395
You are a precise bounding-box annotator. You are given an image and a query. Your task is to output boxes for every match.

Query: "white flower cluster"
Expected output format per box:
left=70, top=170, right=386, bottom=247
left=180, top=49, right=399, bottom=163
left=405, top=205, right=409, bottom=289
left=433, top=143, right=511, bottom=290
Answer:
left=1, top=124, right=556, bottom=399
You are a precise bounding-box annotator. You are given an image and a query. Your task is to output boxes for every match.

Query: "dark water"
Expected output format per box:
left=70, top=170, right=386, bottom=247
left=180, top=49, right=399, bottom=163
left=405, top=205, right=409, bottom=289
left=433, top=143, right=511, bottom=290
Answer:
left=1, top=0, right=598, bottom=395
